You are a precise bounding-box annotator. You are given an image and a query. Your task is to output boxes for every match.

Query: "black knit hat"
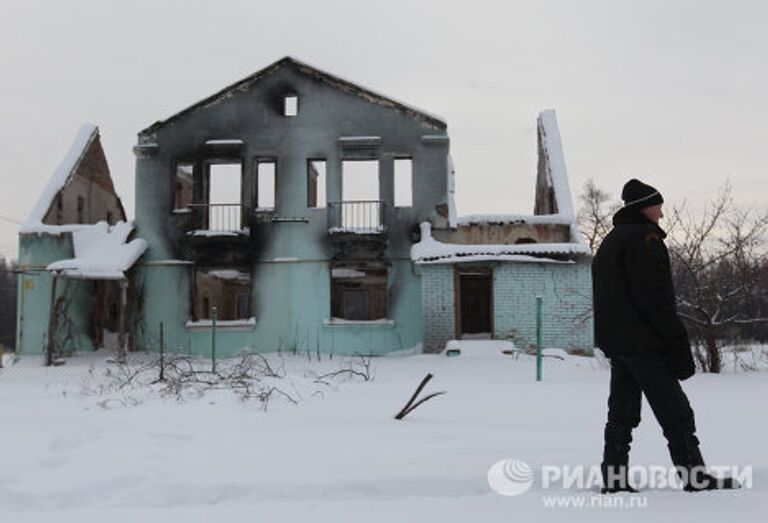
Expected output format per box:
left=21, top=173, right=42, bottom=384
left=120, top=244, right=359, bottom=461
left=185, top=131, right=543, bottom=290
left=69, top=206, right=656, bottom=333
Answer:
left=621, top=178, right=664, bottom=208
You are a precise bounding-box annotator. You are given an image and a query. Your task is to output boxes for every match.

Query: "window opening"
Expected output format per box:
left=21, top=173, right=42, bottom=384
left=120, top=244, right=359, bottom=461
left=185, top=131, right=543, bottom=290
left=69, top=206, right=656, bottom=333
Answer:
left=307, top=159, right=326, bottom=208
left=195, top=268, right=252, bottom=321
left=256, top=159, right=277, bottom=210
left=284, top=94, right=298, bottom=116
left=174, top=162, right=194, bottom=210
left=330, top=264, right=387, bottom=321
left=208, top=162, right=242, bottom=230
left=394, top=158, right=413, bottom=207
left=341, top=159, right=380, bottom=230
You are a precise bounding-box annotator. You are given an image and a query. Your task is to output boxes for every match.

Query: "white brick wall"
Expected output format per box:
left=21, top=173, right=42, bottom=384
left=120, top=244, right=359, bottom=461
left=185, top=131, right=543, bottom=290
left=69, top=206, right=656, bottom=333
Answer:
left=419, top=260, right=593, bottom=353
left=492, top=260, right=593, bottom=351
left=421, top=265, right=455, bottom=352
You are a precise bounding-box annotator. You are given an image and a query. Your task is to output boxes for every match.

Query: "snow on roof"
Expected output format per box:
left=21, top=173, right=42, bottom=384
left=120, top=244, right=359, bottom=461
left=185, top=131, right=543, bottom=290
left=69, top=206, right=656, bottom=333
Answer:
left=204, top=139, right=244, bottom=145
left=537, top=110, right=575, bottom=219
left=337, top=136, right=382, bottom=142
left=457, top=213, right=574, bottom=226
left=187, top=229, right=249, bottom=237
left=417, top=253, right=575, bottom=265
left=46, top=221, right=148, bottom=280
left=411, top=222, right=590, bottom=265
left=21, top=124, right=98, bottom=233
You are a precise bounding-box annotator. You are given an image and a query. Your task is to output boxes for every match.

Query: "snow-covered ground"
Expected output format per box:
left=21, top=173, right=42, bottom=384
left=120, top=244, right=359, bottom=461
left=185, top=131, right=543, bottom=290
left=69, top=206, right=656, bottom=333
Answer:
left=1, top=342, right=765, bottom=522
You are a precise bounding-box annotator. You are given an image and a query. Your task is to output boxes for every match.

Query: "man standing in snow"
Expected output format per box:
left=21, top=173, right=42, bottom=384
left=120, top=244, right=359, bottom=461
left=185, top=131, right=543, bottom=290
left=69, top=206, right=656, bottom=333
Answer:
left=592, top=179, right=739, bottom=493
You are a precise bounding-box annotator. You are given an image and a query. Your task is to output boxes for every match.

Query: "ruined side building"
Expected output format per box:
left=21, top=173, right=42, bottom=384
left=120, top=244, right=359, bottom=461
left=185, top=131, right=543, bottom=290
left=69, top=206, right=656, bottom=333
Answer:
left=16, top=125, right=146, bottom=361
left=17, top=57, right=592, bottom=361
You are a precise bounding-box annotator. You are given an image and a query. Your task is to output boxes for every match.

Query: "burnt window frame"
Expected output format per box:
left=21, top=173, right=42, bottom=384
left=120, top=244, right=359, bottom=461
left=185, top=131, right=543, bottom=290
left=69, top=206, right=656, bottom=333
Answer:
left=283, top=93, right=299, bottom=116
left=340, top=158, right=380, bottom=202
left=330, top=263, right=389, bottom=321
left=171, top=160, right=196, bottom=212
left=193, top=266, right=253, bottom=322
left=254, top=156, right=278, bottom=211
left=307, top=158, right=327, bottom=209
left=203, top=158, right=246, bottom=231
left=393, top=155, right=414, bottom=208
left=204, top=158, right=245, bottom=206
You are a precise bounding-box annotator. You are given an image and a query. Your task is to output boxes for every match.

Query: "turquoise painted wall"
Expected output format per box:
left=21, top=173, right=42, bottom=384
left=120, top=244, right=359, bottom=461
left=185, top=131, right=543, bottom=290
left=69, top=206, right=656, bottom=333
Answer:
left=132, top=263, right=193, bottom=354
left=134, top=257, right=422, bottom=358
left=15, top=233, right=96, bottom=356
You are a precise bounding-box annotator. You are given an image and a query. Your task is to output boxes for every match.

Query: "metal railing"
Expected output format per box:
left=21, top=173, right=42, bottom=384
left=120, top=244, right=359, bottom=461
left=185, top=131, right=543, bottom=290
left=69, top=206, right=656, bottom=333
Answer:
left=327, top=201, right=386, bottom=233
left=188, top=203, right=248, bottom=232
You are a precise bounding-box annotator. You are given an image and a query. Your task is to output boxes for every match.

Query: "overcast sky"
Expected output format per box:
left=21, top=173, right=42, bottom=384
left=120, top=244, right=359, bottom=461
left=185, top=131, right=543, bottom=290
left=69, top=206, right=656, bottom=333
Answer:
left=1, top=0, right=766, bottom=259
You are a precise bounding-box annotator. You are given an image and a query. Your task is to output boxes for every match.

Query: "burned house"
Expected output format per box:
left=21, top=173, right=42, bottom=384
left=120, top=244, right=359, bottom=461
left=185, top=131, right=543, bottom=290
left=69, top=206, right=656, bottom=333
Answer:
left=131, top=57, right=452, bottom=356
left=131, top=57, right=591, bottom=356
left=17, top=57, right=592, bottom=360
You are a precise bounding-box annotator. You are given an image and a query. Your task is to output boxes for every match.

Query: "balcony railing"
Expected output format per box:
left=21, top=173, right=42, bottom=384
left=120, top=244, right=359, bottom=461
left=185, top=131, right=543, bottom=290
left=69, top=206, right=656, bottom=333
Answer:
left=327, top=201, right=386, bottom=233
left=188, top=203, right=249, bottom=232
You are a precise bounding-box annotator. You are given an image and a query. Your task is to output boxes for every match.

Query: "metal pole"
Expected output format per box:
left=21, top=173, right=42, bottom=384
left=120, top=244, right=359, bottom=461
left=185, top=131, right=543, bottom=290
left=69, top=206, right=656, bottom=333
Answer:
left=211, top=306, right=217, bottom=373
left=118, top=278, right=128, bottom=364
left=536, top=296, right=543, bottom=382
left=17, top=267, right=27, bottom=355
left=45, top=271, right=59, bottom=367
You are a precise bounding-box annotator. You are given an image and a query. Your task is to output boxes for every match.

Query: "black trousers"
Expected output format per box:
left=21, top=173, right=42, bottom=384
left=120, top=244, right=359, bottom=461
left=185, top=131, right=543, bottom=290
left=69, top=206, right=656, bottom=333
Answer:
left=602, top=354, right=703, bottom=479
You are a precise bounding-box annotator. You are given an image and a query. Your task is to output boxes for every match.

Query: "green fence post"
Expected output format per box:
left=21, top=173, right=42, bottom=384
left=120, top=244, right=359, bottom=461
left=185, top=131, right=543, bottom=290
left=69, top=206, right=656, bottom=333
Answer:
left=536, top=296, right=543, bottom=382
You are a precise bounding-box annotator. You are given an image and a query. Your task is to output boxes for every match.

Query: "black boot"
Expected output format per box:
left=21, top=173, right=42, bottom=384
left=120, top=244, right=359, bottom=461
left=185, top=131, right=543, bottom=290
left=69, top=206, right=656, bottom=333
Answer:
left=670, top=444, right=742, bottom=492
left=600, top=463, right=639, bottom=494
left=682, top=467, right=742, bottom=492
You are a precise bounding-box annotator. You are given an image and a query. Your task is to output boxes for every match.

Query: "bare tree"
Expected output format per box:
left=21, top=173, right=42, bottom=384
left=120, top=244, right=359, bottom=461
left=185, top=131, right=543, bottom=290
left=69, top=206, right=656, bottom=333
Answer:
left=666, top=182, right=768, bottom=372
left=577, top=178, right=619, bottom=254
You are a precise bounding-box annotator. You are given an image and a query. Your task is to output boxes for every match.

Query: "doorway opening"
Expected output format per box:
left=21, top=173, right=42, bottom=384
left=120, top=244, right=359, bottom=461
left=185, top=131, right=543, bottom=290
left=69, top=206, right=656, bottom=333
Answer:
left=456, top=266, right=492, bottom=339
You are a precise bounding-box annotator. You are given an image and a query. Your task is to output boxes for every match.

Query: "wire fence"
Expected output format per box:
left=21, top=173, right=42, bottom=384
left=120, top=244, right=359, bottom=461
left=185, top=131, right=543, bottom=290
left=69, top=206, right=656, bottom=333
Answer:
left=0, top=334, right=380, bottom=405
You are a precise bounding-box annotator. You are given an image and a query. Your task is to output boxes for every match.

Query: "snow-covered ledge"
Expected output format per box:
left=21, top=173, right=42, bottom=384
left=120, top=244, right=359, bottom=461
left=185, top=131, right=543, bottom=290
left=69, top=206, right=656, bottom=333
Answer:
left=411, top=222, right=589, bottom=264
left=323, top=318, right=395, bottom=327
left=185, top=317, right=256, bottom=331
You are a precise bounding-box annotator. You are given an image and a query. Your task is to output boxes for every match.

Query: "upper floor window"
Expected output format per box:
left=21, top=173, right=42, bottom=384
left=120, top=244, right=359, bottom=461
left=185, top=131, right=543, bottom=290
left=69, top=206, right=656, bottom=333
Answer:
left=284, top=94, right=298, bottom=116
left=207, top=161, right=243, bottom=230
left=256, top=158, right=277, bottom=210
left=394, top=157, right=413, bottom=208
left=307, top=159, right=326, bottom=208
left=342, top=159, right=379, bottom=202
left=77, top=196, right=85, bottom=223
left=337, top=159, right=381, bottom=230
left=174, top=162, right=194, bottom=210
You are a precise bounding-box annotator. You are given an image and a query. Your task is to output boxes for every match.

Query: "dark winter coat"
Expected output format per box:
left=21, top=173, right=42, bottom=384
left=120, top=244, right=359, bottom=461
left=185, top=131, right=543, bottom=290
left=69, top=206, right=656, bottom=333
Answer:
left=592, top=206, right=696, bottom=380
